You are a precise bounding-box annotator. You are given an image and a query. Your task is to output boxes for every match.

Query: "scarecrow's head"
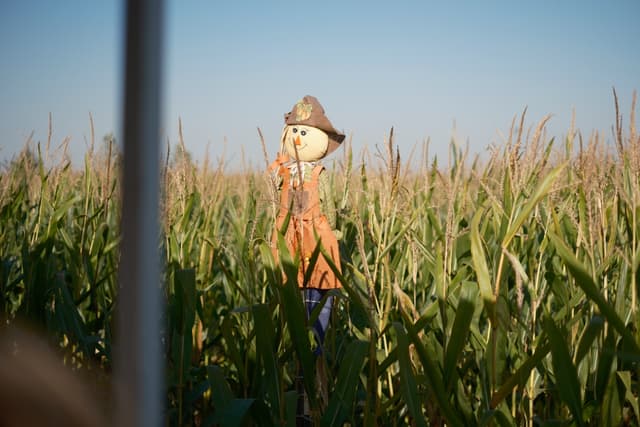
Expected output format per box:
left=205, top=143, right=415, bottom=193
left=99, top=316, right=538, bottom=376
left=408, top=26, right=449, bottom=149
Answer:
left=280, top=95, right=345, bottom=162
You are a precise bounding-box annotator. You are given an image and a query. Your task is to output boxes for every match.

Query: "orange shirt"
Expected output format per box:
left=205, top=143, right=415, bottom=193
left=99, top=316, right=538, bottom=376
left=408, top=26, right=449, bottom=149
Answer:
left=271, top=163, right=342, bottom=289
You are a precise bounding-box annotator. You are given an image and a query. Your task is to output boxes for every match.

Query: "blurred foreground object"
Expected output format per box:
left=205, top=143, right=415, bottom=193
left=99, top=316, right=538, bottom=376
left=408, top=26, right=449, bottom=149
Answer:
left=0, top=326, right=108, bottom=427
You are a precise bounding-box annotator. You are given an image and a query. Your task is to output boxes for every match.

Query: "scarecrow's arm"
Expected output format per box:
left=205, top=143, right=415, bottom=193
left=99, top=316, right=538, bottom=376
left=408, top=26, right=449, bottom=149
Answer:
left=268, top=153, right=288, bottom=192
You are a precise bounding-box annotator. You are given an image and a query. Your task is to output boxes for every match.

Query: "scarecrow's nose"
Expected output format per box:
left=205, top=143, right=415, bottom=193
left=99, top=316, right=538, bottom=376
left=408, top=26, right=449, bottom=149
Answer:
left=294, top=135, right=301, bottom=146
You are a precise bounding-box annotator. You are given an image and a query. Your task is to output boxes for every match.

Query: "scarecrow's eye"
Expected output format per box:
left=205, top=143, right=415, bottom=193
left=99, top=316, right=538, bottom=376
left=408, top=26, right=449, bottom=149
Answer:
left=292, top=127, right=298, bottom=133
left=301, top=130, right=307, bottom=136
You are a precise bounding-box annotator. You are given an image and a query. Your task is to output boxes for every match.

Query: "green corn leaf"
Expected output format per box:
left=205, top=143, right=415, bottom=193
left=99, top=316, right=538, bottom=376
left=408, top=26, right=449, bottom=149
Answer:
left=52, top=194, right=82, bottom=226
left=185, top=379, right=211, bottom=409
left=601, top=373, right=621, bottom=427
left=216, top=256, right=252, bottom=305
left=617, top=371, right=640, bottom=424
left=544, top=317, right=584, bottom=427
left=212, top=399, right=256, bottom=427
left=375, top=211, right=419, bottom=261
left=502, top=163, right=513, bottom=216
left=175, top=269, right=196, bottom=335
left=403, top=312, right=465, bottom=427
left=284, top=390, right=297, bottom=427
left=318, top=242, right=376, bottom=333
left=207, top=365, right=233, bottom=409
left=434, top=243, right=445, bottom=302
left=221, top=316, right=248, bottom=386
left=503, top=162, right=566, bottom=249
left=490, top=341, right=551, bottom=408
left=258, top=241, right=279, bottom=285
left=480, top=401, right=516, bottom=427
left=574, top=315, right=604, bottom=366
left=548, top=231, right=640, bottom=354
left=393, top=322, right=427, bottom=427
left=377, top=346, right=398, bottom=376
left=275, top=233, right=317, bottom=410
left=208, top=365, right=257, bottom=427
left=634, top=245, right=640, bottom=276
left=168, top=228, right=180, bottom=264
left=178, top=192, right=198, bottom=233
left=487, top=320, right=508, bottom=391
left=301, top=234, right=323, bottom=287
left=276, top=231, right=299, bottom=284
left=54, top=274, right=90, bottom=354
left=322, top=339, right=368, bottom=426
left=444, top=280, right=476, bottom=390
left=470, top=205, right=496, bottom=323
left=501, top=248, right=529, bottom=284
left=252, top=303, right=281, bottom=419
left=279, top=280, right=317, bottom=411
left=595, top=331, right=616, bottom=402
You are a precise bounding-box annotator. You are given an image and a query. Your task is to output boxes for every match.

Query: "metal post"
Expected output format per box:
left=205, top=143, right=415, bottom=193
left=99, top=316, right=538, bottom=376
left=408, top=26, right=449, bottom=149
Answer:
left=116, top=0, right=164, bottom=426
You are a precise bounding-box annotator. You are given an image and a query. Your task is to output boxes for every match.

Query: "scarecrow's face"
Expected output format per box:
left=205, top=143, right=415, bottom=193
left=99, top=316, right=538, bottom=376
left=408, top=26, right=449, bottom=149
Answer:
left=281, top=125, right=329, bottom=162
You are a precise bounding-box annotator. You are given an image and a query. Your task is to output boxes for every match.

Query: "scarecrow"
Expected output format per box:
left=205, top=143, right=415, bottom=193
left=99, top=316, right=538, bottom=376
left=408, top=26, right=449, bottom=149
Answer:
left=268, top=96, right=344, bottom=423
left=269, top=95, right=345, bottom=353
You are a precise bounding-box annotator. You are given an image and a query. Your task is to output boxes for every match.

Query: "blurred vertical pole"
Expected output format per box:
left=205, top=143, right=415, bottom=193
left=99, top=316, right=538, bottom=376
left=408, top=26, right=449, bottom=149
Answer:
left=116, top=0, right=164, bottom=426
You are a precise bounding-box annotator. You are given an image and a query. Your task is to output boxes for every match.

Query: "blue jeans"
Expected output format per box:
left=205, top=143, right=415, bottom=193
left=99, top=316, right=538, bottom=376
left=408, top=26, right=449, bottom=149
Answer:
left=303, top=288, right=333, bottom=355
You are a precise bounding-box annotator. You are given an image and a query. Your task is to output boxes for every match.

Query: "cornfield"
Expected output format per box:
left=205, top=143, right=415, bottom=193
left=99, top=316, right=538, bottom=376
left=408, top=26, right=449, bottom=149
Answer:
left=1, top=93, right=639, bottom=426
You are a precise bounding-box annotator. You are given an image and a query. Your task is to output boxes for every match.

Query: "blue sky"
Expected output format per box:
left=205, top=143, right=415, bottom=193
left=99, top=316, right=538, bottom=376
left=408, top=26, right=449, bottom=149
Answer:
left=1, top=1, right=639, bottom=169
